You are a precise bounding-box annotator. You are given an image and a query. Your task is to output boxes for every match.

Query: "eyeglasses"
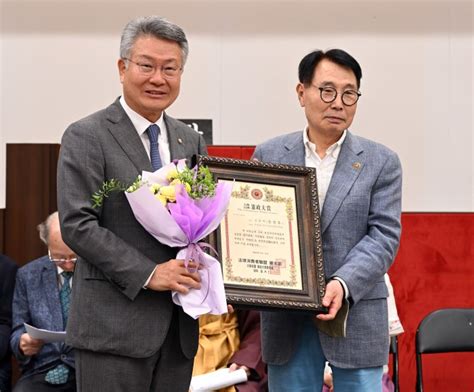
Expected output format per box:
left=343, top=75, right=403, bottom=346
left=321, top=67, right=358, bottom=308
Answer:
left=48, top=249, right=77, bottom=265
left=123, top=58, right=182, bottom=79
left=315, top=85, right=361, bottom=106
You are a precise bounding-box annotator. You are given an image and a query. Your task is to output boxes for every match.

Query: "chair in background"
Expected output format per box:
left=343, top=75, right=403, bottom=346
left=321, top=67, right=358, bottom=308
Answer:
left=415, top=308, right=474, bottom=391
left=389, top=335, right=399, bottom=392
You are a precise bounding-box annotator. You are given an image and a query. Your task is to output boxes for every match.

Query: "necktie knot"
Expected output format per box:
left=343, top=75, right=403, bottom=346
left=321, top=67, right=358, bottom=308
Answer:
left=61, top=271, right=73, bottom=283
left=146, top=124, right=162, bottom=171
left=146, top=124, right=160, bottom=143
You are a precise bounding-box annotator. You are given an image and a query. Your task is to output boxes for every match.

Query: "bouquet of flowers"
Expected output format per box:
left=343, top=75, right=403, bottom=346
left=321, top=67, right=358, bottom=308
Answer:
left=92, top=159, right=233, bottom=319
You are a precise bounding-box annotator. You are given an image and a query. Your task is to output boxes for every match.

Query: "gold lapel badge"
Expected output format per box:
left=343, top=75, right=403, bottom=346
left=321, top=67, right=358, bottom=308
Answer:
left=352, top=162, right=361, bottom=170
left=177, top=138, right=183, bottom=144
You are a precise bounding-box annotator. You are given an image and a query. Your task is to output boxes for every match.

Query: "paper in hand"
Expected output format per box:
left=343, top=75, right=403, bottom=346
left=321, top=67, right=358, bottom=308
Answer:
left=190, top=367, right=248, bottom=392
left=24, top=323, right=66, bottom=343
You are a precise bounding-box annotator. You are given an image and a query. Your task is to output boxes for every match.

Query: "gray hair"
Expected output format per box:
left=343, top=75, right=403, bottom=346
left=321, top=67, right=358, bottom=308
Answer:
left=120, top=16, right=189, bottom=66
left=37, top=211, right=59, bottom=245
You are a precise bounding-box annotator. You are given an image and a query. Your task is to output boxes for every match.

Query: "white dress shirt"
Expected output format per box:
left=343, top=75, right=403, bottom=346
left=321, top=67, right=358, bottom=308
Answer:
left=303, top=128, right=350, bottom=299
left=56, top=266, right=73, bottom=288
left=119, top=96, right=171, bottom=165
left=119, top=96, right=171, bottom=288
left=303, top=129, right=346, bottom=210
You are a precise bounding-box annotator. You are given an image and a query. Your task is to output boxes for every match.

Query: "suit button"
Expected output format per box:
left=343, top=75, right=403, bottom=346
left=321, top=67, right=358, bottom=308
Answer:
left=61, top=354, right=67, bottom=360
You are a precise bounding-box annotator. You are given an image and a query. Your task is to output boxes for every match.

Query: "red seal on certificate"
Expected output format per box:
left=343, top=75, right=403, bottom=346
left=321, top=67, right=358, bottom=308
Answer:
left=251, top=188, right=263, bottom=200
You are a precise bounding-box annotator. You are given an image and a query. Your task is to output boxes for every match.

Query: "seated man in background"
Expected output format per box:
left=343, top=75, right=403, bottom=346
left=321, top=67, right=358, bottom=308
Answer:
left=0, top=254, right=18, bottom=392
left=10, top=212, right=76, bottom=392
left=193, top=310, right=267, bottom=392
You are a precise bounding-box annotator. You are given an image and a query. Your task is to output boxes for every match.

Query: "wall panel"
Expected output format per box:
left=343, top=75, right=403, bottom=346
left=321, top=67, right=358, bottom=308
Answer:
left=390, top=213, right=474, bottom=390
left=5, top=144, right=60, bottom=266
left=0, top=209, right=4, bottom=253
left=1, top=0, right=472, bottom=211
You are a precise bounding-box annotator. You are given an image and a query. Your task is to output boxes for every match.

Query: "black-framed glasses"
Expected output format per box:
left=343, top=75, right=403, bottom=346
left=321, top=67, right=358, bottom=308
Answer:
left=123, top=58, right=182, bottom=79
left=48, top=249, right=77, bottom=265
left=315, top=85, right=361, bottom=106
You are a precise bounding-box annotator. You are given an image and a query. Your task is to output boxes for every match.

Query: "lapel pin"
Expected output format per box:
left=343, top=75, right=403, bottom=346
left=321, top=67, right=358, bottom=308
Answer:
left=177, top=138, right=183, bottom=144
left=352, top=162, right=361, bottom=170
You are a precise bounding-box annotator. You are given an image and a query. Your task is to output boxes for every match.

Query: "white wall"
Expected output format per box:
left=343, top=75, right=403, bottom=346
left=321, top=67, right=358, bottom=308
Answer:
left=1, top=0, right=472, bottom=211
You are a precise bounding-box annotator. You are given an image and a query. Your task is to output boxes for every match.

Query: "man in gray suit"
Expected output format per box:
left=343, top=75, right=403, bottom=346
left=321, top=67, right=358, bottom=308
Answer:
left=57, top=16, right=205, bottom=392
left=253, top=49, right=402, bottom=391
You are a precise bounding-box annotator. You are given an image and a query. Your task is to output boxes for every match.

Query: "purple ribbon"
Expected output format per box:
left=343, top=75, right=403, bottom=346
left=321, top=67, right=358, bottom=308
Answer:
left=184, top=242, right=219, bottom=306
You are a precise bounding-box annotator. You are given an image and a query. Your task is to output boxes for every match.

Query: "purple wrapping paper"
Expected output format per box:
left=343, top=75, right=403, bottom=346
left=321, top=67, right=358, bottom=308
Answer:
left=125, top=160, right=233, bottom=319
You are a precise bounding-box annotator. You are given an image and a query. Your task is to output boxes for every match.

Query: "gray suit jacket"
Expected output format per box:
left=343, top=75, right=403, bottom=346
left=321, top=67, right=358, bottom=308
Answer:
left=10, top=256, right=74, bottom=377
left=253, top=131, right=402, bottom=368
left=57, top=98, right=207, bottom=359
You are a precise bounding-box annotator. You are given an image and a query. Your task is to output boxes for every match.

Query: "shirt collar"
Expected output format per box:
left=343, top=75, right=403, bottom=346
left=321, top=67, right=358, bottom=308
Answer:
left=303, top=128, right=347, bottom=159
left=119, top=96, right=165, bottom=136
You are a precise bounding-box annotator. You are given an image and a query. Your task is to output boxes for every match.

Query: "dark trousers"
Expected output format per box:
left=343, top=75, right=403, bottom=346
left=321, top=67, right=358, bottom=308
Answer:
left=76, top=311, right=193, bottom=392
left=13, top=370, right=76, bottom=392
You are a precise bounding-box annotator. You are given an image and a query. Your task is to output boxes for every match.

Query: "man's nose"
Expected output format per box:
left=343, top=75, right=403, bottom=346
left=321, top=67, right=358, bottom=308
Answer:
left=149, top=67, right=166, bottom=83
left=64, top=260, right=76, bottom=271
left=330, top=94, right=344, bottom=109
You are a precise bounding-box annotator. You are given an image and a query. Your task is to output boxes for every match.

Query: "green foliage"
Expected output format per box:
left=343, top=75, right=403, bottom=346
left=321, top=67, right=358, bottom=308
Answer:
left=91, top=179, right=127, bottom=208
left=91, top=164, right=217, bottom=209
left=126, top=176, right=143, bottom=193
left=176, top=165, right=216, bottom=199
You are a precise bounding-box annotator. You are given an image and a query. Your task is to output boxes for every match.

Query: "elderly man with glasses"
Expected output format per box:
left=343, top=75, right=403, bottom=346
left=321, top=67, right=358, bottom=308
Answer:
left=10, top=212, right=76, bottom=392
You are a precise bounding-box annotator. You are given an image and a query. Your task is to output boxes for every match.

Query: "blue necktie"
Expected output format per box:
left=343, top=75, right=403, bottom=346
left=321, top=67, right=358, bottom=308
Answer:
left=146, top=124, right=162, bottom=171
left=44, top=272, right=73, bottom=385
left=60, top=271, right=73, bottom=327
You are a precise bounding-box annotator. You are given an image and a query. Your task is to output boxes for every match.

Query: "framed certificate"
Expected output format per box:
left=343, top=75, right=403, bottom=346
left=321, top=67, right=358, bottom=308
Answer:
left=198, top=155, right=326, bottom=312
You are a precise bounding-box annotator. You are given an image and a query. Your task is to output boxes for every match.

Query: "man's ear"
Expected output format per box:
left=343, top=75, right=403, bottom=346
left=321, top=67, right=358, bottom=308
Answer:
left=118, top=59, right=126, bottom=83
left=296, top=83, right=305, bottom=107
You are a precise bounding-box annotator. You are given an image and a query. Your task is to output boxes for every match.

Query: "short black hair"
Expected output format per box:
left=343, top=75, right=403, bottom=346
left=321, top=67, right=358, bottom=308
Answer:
left=298, top=49, right=362, bottom=88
